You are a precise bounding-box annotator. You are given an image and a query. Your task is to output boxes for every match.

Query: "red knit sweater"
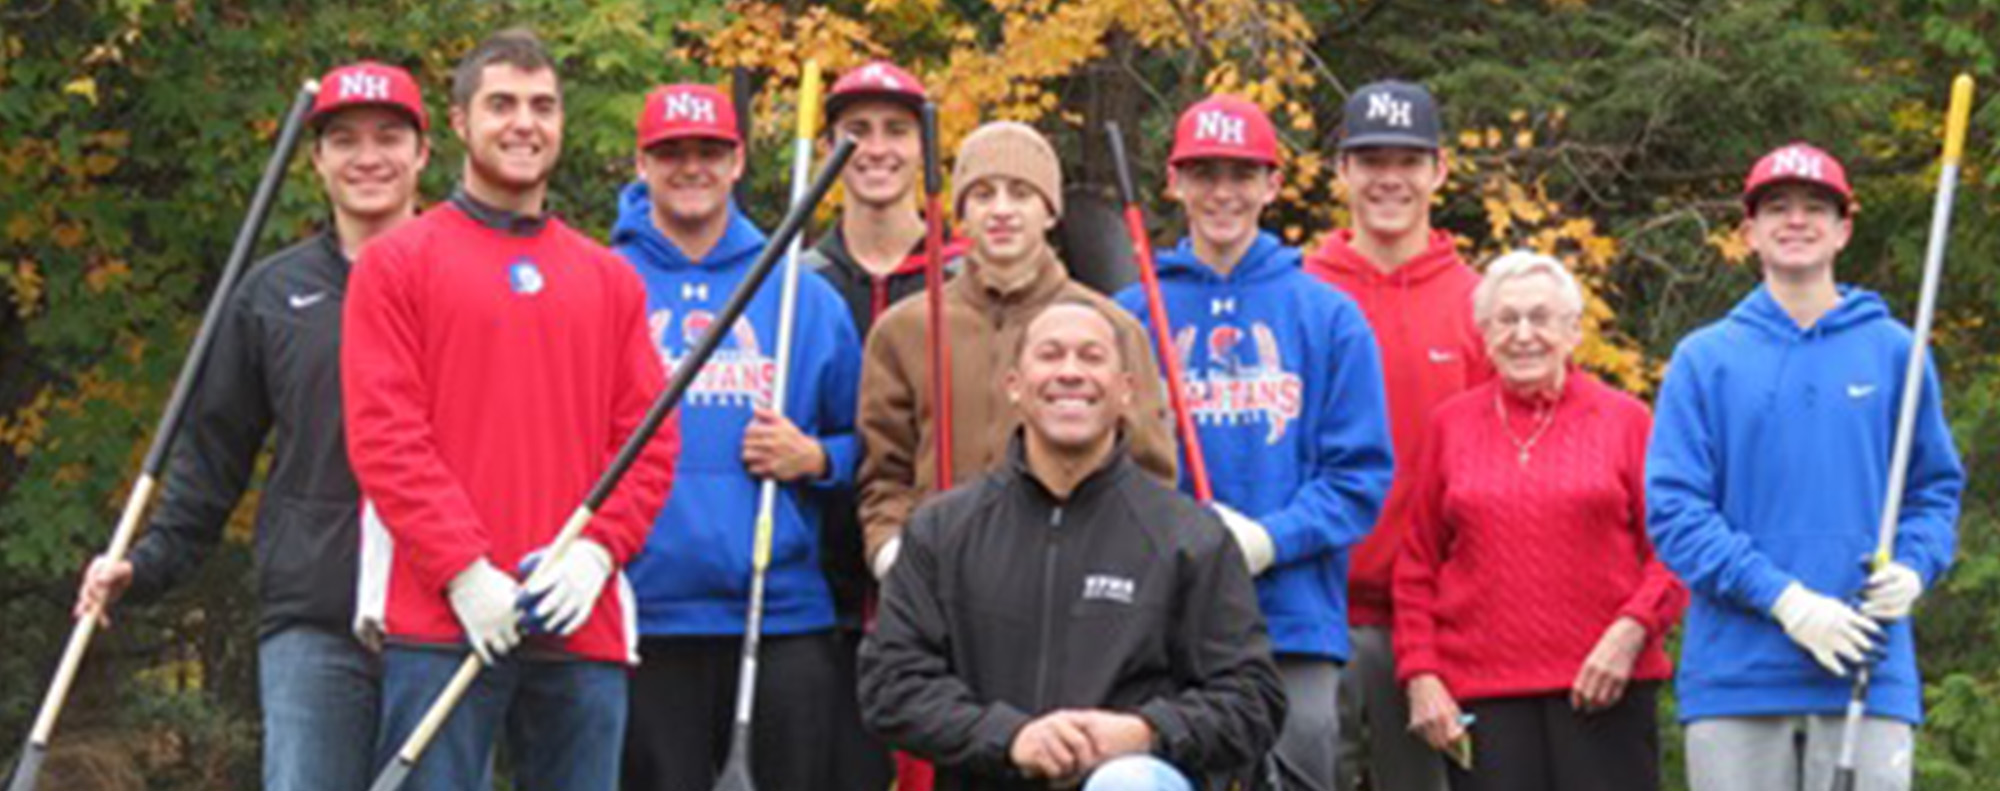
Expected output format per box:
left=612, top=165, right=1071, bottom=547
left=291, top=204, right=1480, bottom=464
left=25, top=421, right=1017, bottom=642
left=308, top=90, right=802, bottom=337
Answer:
left=1392, top=371, right=1685, bottom=702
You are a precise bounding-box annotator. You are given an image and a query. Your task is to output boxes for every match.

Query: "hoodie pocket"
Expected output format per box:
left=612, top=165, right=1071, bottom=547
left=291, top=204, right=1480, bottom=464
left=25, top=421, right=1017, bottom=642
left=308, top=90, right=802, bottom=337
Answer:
left=1684, top=530, right=1873, bottom=685
left=628, top=473, right=759, bottom=606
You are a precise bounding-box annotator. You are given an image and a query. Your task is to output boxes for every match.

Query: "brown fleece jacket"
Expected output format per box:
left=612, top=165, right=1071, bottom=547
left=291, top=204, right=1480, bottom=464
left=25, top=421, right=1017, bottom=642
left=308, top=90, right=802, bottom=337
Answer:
left=857, top=246, right=1178, bottom=562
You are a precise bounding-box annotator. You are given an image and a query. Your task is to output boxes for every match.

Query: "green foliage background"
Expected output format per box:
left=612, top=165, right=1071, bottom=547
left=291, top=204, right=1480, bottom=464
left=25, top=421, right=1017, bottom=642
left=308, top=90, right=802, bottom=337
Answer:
left=1, top=1, right=1994, bottom=788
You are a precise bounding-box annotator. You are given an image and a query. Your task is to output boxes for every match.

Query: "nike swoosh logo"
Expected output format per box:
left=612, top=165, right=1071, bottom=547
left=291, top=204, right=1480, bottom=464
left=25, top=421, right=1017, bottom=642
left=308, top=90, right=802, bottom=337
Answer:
left=288, top=292, right=327, bottom=310
left=1427, top=348, right=1457, bottom=364
left=1848, top=384, right=1877, bottom=398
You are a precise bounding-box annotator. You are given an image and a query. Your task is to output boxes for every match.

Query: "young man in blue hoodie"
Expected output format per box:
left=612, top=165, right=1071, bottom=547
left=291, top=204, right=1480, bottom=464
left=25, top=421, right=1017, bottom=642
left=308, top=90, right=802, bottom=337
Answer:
left=611, top=84, right=864, bottom=791
left=1647, top=142, right=1964, bottom=791
left=1113, top=95, right=1395, bottom=791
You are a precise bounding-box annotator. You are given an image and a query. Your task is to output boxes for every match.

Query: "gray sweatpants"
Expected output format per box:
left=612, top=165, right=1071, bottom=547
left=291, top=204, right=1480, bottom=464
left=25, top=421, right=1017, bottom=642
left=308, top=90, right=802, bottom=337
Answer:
left=1687, top=715, right=1913, bottom=791
left=1335, top=625, right=1448, bottom=791
left=1272, top=657, right=1341, bottom=791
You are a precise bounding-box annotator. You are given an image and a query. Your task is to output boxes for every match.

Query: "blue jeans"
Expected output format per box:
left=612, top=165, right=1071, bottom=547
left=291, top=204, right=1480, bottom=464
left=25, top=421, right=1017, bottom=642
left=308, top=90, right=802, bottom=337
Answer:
left=1085, top=755, right=1195, bottom=791
left=376, top=646, right=627, bottom=791
left=259, top=624, right=381, bottom=791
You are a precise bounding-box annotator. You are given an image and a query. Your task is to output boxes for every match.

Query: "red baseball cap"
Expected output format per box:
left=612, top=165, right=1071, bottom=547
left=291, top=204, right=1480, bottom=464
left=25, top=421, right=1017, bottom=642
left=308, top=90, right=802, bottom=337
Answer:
left=1169, top=95, right=1280, bottom=167
left=1743, top=142, right=1854, bottom=213
left=637, top=84, right=741, bottom=150
left=311, top=61, right=428, bottom=131
left=825, top=61, right=928, bottom=123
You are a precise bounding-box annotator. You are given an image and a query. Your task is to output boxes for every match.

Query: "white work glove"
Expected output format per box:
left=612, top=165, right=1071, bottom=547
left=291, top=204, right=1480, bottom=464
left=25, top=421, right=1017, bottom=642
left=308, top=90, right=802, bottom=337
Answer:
left=871, top=537, right=903, bottom=581
left=1860, top=561, right=1923, bottom=621
left=1211, top=503, right=1276, bottom=576
left=448, top=559, right=523, bottom=665
left=1770, top=582, right=1882, bottom=677
left=517, top=539, right=615, bottom=637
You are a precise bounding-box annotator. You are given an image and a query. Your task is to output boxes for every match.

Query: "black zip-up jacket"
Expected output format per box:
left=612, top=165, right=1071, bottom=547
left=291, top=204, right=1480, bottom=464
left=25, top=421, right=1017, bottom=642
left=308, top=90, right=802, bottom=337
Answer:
left=858, top=435, right=1285, bottom=790
left=126, top=231, right=362, bottom=638
left=802, top=224, right=961, bottom=626
left=804, top=222, right=962, bottom=338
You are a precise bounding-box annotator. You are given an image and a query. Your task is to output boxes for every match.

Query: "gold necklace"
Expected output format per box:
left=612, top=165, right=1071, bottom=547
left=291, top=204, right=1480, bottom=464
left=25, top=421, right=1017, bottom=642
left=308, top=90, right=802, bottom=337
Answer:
left=1494, top=387, right=1557, bottom=467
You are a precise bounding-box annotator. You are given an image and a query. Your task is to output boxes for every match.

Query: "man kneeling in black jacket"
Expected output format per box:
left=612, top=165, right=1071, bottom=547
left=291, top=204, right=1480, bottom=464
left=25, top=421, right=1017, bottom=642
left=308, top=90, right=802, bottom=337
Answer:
left=859, top=296, right=1286, bottom=791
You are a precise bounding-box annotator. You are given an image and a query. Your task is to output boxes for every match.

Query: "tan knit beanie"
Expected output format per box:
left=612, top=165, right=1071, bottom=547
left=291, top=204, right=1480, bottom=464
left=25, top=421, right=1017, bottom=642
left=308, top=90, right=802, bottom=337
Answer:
left=952, top=121, right=1063, bottom=219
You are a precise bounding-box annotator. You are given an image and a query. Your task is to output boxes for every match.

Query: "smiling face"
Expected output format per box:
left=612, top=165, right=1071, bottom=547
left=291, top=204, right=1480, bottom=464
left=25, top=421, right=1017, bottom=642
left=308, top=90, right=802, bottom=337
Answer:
left=961, top=175, right=1055, bottom=273
left=1480, top=272, right=1581, bottom=395
left=637, top=136, right=742, bottom=228
left=312, top=106, right=427, bottom=221
left=830, top=100, right=922, bottom=209
left=1008, top=303, right=1132, bottom=452
left=451, top=64, right=563, bottom=198
left=1170, top=158, right=1279, bottom=256
left=1743, top=183, right=1852, bottom=278
left=1337, top=146, right=1447, bottom=243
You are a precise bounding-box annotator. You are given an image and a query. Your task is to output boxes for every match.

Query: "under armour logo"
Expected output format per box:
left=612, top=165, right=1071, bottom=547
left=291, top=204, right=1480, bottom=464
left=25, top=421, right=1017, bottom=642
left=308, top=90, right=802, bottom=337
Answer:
left=662, top=93, right=717, bottom=124
left=859, top=64, right=900, bottom=90
left=1211, top=298, right=1237, bottom=316
left=1771, top=147, right=1826, bottom=180
left=1194, top=111, right=1246, bottom=145
left=1366, top=94, right=1413, bottom=128
left=338, top=72, right=391, bottom=102
left=681, top=282, right=710, bottom=302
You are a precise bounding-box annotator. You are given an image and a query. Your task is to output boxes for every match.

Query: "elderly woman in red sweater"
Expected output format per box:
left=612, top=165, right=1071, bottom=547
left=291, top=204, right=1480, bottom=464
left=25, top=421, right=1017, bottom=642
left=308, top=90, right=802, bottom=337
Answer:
left=1392, top=250, right=1686, bottom=791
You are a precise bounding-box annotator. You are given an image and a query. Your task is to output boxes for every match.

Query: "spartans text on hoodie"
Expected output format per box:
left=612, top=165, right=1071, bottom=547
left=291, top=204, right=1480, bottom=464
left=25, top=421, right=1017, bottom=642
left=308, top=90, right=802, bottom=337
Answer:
left=1115, top=232, right=1395, bottom=661
left=612, top=182, right=865, bottom=637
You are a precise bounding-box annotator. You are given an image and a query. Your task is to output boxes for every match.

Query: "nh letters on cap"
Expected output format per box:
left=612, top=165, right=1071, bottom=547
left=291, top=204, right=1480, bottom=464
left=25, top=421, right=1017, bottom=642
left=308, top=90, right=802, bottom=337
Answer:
left=860, top=64, right=901, bottom=90
left=339, top=71, right=392, bottom=102
left=1195, top=110, right=1247, bottom=145
left=662, top=92, right=717, bottom=124
left=1366, top=93, right=1413, bottom=128
left=1771, top=146, right=1826, bottom=179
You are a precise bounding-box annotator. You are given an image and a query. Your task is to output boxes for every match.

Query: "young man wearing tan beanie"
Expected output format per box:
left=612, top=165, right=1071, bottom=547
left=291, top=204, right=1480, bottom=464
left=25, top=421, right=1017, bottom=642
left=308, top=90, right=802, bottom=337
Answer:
left=856, top=121, right=1177, bottom=579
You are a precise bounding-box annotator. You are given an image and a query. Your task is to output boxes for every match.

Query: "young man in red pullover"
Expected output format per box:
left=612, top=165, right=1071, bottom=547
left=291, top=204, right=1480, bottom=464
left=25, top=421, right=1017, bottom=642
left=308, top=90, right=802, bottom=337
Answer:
left=342, top=29, right=678, bottom=791
left=1303, top=80, right=1489, bottom=791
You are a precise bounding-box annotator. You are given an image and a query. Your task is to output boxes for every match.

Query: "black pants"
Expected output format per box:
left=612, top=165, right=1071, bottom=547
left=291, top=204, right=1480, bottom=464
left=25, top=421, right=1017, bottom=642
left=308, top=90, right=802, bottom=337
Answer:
left=622, top=632, right=839, bottom=791
left=1449, top=683, right=1660, bottom=791
left=825, top=626, right=895, bottom=790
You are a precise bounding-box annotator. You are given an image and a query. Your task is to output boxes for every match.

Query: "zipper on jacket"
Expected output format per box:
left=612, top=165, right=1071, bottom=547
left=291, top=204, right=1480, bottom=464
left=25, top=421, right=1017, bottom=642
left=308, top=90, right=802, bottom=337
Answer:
left=1034, top=505, right=1064, bottom=709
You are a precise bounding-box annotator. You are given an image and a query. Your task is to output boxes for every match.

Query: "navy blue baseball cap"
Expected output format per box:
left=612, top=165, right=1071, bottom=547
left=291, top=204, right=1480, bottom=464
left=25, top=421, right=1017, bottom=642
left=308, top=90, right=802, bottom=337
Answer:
left=1339, top=80, right=1441, bottom=151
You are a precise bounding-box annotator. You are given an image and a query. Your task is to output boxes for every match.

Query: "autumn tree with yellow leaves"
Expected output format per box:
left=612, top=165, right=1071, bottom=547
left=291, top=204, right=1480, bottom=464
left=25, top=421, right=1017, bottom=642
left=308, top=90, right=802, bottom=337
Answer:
left=680, top=0, right=1661, bottom=395
left=3, top=1, right=1997, bottom=788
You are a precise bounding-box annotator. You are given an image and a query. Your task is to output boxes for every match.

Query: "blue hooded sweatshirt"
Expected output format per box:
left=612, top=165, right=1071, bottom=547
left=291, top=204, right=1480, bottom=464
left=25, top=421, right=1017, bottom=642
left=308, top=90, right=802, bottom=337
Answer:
left=612, top=182, right=864, bottom=637
left=1114, top=232, right=1394, bottom=661
left=1648, top=284, right=1963, bottom=724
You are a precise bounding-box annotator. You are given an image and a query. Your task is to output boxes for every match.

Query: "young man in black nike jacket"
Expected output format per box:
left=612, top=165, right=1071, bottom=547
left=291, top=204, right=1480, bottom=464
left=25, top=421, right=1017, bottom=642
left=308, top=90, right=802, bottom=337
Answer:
left=859, top=296, right=1285, bottom=791
left=72, top=61, right=431, bottom=791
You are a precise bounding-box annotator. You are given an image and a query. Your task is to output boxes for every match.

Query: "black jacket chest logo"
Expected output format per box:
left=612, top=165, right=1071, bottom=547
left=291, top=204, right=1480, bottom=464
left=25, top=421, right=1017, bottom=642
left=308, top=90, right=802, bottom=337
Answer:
left=1081, top=573, right=1136, bottom=605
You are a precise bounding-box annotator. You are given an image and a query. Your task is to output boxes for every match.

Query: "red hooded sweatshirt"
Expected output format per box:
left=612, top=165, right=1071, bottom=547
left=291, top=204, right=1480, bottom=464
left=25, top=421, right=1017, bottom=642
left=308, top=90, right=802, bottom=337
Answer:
left=1303, top=229, right=1492, bottom=626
